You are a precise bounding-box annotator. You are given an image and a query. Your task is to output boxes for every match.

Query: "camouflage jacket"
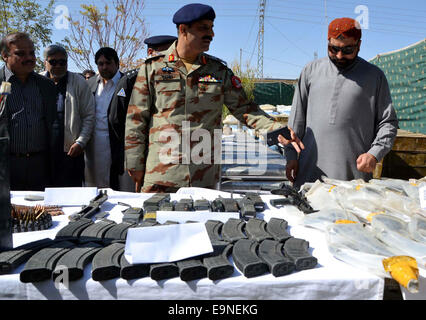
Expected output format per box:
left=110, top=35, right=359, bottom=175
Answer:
left=125, top=41, right=283, bottom=192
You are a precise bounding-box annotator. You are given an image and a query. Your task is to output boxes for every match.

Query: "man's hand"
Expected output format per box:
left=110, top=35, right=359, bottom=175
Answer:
left=286, top=159, right=299, bottom=183
left=356, top=153, right=377, bottom=173
left=128, top=170, right=144, bottom=193
left=277, top=127, right=305, bottom=154
left=67, top=143, right=83, bottom=157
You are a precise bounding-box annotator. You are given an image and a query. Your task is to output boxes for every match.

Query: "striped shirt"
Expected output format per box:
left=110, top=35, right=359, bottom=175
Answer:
left=5, top=66, right=48, bottom=153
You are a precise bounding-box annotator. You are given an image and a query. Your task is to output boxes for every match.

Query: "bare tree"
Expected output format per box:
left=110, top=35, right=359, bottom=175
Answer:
left=0, top=0, right=56, bottom=71
left=63, top=0, right=149, bottom=72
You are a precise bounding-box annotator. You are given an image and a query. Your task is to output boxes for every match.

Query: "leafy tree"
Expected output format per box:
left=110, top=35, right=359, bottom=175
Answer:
left=0, top=0, right=56, bottom=71
left=63, top=0, right=149, bottom=72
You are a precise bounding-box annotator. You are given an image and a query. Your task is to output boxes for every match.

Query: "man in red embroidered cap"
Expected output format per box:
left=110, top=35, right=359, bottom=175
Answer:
left=125, top=3, right=303, bottom=193
left=284, top=17, right=398, bottom=188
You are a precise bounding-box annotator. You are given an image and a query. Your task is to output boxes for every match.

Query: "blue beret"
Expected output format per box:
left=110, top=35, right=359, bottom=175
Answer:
left=144, top=35, right=177, bottom=47
left=173, top=3, right=216, bottom=25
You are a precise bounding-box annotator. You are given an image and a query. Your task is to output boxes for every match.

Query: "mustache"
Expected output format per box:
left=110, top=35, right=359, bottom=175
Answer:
left=202, top=36, right=213, bottom=41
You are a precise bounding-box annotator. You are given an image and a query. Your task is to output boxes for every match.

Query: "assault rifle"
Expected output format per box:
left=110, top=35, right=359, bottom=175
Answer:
left=69, top=190, right=109, bottom=221
left=267, top=183, right=317, bottom=214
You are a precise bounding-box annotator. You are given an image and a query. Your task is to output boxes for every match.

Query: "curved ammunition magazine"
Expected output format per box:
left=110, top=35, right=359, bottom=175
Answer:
left=0, top=238, right=55, bottom=274
left=203, top=244, right=234, bottom=280
left=232, top=239, right=268, bottom=278
left=194, top=199, right=210, bottom=211
left=205, top=220, right=229, bottom=249
left=137, top=220, right=178, bottom=281
left=103, top=222, right=137, bottom=242
left=122, top=207, right=144, bottom=224
left=159, top=202, right=174, bottom=211
left=244, top=193, right=266, bottom=212
left=283, top=238, right=318, bottom=271
left=174, top=198, right=194, bottom=211
left=20, top=240, right=76, bottom=283
left=149, top=263, right=179, bottom=281
left=143, top=193, right=171, bottom=211
left=258, top=239, right=295, bottom=277
left=237, top=198, right=257, bottom=220
left=211, top=199, right=225, bottom=212
left=222, top=218, right=247, bottom=243
left=219, top=198, right=239, bottom=212
left=245, top=218, right=273, bottom=242
left=120, top=254, right=150, bottom=280
left=55, top=218, right=94, bottom=240
left=265, top=218, right=292, bottom=242
left=91, top=242, right=125, bottom=281
left=52, top=242, right=103, bottom=281
left=177, top=258, right=207, bottom=281
left=78, top=219, right=117, bottom=243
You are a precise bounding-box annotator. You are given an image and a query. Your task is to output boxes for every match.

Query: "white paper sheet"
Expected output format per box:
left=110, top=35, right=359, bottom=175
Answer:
left=124, top=223, right=213, bottom=264
left=155, top=211, right=240, bottom=223
left=44, top=187, right=98, bottom=206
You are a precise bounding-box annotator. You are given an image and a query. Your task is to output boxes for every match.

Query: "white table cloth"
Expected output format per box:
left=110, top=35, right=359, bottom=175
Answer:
left=0, top=189, right=386, bottom=300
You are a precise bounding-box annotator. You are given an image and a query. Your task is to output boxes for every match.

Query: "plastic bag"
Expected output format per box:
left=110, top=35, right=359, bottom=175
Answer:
left=371, top=214, right=426, bottom=267
left=326, top=222, right=420, bottom=293
left=303, top=208, right=359, bottom=232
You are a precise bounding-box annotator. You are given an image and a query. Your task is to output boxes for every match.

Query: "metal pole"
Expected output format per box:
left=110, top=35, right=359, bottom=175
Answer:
left=257, top=0, right=266, bottom=79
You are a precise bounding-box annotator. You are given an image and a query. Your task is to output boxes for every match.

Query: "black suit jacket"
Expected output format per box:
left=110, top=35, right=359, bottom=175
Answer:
left=87, top=71, right=124, bottom=189
left=0, top=66, right=58, bottom=185
left=108, top=69, right=139, bottom=176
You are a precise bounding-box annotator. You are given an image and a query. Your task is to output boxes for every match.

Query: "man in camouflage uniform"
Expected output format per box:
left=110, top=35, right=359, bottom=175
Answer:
left=125, top=3, right=302, bottom=193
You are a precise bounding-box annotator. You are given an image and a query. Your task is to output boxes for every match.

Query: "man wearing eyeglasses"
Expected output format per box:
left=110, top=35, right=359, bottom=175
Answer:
left=0, top=32, right=58, bottom=191
left=284, top=17, right=398, bottom=189
left=41, top=44, right=95, bottom=187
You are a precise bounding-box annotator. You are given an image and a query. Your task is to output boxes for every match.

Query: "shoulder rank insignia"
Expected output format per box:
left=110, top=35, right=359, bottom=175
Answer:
left=117, top=88, right=126, bottom=97
left=231, top=76, right=242, bottom=89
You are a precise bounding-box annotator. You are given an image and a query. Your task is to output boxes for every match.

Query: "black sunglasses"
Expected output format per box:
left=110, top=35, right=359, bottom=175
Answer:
left=328, top=42, right=359, bottom=55
left=48, top=59, right=67, bottom=66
